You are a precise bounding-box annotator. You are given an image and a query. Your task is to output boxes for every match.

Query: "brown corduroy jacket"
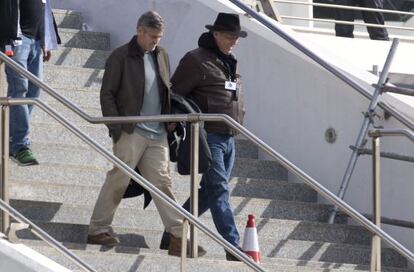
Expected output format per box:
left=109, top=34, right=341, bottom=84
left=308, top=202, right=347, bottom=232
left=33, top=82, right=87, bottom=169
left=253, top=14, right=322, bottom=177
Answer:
left=100, top=36, right=171, bottom=143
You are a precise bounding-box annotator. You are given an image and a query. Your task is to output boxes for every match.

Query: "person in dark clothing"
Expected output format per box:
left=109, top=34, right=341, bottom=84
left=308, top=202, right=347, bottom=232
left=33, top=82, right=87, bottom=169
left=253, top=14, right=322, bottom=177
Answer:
left=161, top=13, right=248, bottom=262
left=335, top=0, right=389, bottom=40
left=5, top=0, right=60, bottom=166
left=0, top=0, right=18, bottom=49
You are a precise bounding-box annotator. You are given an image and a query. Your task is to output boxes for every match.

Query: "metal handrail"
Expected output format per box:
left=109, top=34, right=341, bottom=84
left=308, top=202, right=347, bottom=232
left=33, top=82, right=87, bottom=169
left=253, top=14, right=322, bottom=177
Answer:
left=1, top=1, right=414, bottom=268
left=367, top=128, right=414, bottom=270
left=369, top=128, right=414, bottom=140
left=227, top=1, right=414, bottom=133
left=230, top=0, right=414, bottom=265
left=4, top=97, right=414, bottom=266
left=0, top=98, right=266, bottom=271
left=281, top=16, right=414, bottom=31
left=273, top=0, right=414, bottom=17
left=0, top=198, right=97, bottom=272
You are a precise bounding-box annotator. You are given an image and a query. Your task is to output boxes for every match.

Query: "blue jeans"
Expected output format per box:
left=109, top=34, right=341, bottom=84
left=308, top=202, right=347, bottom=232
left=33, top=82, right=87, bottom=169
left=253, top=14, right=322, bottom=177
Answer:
left=183, top=133, right=240, bottom=247
left=5, top=35, right=43, bottom=155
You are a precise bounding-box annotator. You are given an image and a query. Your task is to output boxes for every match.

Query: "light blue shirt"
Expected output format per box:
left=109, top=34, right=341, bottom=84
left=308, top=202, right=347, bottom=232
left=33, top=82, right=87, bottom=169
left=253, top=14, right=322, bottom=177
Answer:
left=135, top=52, right=166, bottom=140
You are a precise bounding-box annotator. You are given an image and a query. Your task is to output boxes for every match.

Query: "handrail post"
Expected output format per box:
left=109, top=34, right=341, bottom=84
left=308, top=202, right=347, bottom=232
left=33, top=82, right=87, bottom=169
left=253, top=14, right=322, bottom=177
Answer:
left=0, top=59, right=5, bottom=97
left=328, top=38, right=399, bottom=224
left=0, top=105, right=10, bottom=234
left=370, top=135, right=381, bottom=272
left=190, top=121, right=200, bottom=258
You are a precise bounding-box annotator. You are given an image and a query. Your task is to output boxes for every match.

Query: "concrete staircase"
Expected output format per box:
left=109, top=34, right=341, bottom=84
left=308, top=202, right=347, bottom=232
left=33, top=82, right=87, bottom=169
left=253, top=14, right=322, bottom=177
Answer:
left=5, top=8, right=414, bottom=272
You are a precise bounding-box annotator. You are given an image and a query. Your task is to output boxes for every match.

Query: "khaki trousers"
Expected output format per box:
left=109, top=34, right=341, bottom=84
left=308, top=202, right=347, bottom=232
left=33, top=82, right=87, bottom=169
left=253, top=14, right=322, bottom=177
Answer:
left=89, top=131, right=183, bottom=238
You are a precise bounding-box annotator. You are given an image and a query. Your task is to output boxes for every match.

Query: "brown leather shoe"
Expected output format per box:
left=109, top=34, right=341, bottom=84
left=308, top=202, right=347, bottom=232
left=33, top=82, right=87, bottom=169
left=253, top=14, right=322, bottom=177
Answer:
left=87, top=232, right=120, bottom=246
left=168, top=235, right=207, bottom=257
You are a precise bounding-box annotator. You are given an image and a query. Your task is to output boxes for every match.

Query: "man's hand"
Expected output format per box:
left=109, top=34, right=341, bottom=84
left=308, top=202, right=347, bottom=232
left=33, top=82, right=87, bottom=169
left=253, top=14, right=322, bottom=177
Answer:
left=42, top=49, right=52, bottom=62
left=167, top=122, right=177, bottom=132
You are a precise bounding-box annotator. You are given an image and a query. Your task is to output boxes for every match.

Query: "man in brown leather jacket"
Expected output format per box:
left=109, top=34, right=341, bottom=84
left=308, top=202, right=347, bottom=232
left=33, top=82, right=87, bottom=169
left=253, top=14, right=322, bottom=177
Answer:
left=163, top=13, right=247, bottom=261
left=87, top=11, right=206, bottom=257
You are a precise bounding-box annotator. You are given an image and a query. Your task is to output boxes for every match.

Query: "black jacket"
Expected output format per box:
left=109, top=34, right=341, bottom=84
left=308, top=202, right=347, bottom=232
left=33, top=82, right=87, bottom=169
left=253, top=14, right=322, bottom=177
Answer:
left=0, top=0, right=18, bottom=47
left=169, top=93, right=212, bottom=175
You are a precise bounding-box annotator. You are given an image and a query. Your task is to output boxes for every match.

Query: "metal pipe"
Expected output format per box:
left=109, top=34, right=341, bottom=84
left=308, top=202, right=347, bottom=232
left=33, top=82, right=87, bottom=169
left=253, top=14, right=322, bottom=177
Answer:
left=0, top=106, right=10, bottom=233
left=4, top=96, right=414, bottom=267
left=2, top=46, right=414, bottom=133
left=217, top=113, right=414, bottom=264
left=370, top=136, right=381, bottom=272
left=369, top=129, right=414, bottom=141
left=180, top=219, right=189, bottom=272
left=16, top=98, right=265, bottom=272
left=381, top=85, right=414, bottom=97
left=281, top=16, right=414, bottom=31
left=273, top=0, right=414, bottom=16
left=226, top=1, right=414, bottom=135
left=0, top=198, right=97, bottom=272
left=190, top=121, right=200, bottom=258
left=327, top=38, right=399, bottom=224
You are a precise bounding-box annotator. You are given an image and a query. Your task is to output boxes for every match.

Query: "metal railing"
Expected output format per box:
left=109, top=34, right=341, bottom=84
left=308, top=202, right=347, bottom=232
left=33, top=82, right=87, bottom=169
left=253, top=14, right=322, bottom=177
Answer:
left=0, top=98, right=266, bottom=272
left=0, top=51, right=265, bottom=271
left=368, top=128, right=414, bottom=271
left=269, top=0, right=414, bottom=33
left=1, top=1, right=414, bottom=271
left=230, top=0, right=414, bottom=268
left=2, top=47, right=414, bottom=271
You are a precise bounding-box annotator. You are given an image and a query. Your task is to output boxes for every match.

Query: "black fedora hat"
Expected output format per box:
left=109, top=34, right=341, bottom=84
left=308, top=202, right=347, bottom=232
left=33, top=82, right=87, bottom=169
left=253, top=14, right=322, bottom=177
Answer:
left=205, top=13, right=247, bottom=38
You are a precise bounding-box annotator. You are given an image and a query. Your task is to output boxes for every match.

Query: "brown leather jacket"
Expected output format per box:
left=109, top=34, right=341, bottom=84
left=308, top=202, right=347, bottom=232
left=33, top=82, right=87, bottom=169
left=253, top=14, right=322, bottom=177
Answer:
left=171, top=37, right=245, bottom=135
left=100, top=36, right=171, bottom=142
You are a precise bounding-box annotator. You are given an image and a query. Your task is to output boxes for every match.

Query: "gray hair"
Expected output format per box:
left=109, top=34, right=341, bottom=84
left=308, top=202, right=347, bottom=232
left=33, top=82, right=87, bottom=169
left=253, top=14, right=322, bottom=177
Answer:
left=137, top=11, right=165, bottom=31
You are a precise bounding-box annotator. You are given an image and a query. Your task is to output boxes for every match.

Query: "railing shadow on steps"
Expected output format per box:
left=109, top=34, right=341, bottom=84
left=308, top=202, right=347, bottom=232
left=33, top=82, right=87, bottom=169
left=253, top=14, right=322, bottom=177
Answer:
left=2, top=46, right=414, bottom=272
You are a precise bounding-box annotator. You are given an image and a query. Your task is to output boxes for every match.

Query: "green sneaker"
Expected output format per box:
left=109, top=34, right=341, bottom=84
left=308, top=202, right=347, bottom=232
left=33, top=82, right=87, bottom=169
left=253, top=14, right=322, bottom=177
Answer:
left=11, top=147, right=39, bottom=166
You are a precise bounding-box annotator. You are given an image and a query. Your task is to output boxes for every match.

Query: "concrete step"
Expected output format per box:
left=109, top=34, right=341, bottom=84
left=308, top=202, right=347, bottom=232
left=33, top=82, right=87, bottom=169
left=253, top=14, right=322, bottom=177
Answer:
left=44, top=65, right=104, bottom=89
left=30, top=122, right=111, bottom=149
left=8, top=182, right=331, bottom=223
left=10, top=141, right=287, bottom=181
left=10, top=164, right=314, bottom=203
left=58, top=28, right=110, bottom=51
left=39, top=87, right=101, bottom=110
left=50, top=47, right=109, bottom=69
left=9, top=200, right=362, bottom=244
left=33, top=101, right=260, bottom=160
left=53, top=9, right=83, bottom=30
left=12, top=222, right=406, bottom=268
left=20, top=240, right=414, bottom=272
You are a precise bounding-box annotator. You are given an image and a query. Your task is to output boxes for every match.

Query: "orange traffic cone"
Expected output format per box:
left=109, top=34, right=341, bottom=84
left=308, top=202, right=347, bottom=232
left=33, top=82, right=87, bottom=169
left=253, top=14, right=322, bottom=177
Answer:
left=242, top=214, right=261, bottom=263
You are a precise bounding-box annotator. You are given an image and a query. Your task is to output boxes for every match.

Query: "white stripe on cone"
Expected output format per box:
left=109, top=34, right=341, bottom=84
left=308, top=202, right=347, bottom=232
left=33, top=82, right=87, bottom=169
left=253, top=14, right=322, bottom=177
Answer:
left=242, top=227, right=261, bottom=262
left=242, top=228, right=259, bottom=251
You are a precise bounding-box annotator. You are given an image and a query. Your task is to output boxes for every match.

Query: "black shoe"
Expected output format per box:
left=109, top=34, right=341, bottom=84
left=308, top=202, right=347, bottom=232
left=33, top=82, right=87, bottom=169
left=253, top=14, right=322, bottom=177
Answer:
left=159, top=230, right=170, bottom=250
left=225, top=247, right=244, bottom=262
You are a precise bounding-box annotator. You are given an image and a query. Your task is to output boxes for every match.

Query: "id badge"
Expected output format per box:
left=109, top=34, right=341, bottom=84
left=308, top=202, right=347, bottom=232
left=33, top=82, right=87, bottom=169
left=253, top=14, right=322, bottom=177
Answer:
left=225, top=81, right=237, bottom=91
left=42, top=0, right=47, bottom=3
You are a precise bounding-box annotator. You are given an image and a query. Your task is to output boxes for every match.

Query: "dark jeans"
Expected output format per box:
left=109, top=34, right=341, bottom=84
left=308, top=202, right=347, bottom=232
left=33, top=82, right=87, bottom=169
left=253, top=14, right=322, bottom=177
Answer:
left=334, top=0, right=389, bottom=40
left=182, top=133, right=240, bottom=247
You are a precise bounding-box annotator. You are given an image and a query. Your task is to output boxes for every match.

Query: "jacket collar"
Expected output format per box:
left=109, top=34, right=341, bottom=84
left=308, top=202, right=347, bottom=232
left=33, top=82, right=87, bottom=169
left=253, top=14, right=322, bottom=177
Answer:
left=197, top=32, right=236, bottom=61
left=127, top=35, right=159, bottom=57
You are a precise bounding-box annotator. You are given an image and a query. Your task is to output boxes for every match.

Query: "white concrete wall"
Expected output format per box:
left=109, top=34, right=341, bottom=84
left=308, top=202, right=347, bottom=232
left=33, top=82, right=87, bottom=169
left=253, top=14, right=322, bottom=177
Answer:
left=0, top=237, right=71, bottom=272
left=273, top=0, right=313, bottom=27
left=52, top=0, right=414, bottom=251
